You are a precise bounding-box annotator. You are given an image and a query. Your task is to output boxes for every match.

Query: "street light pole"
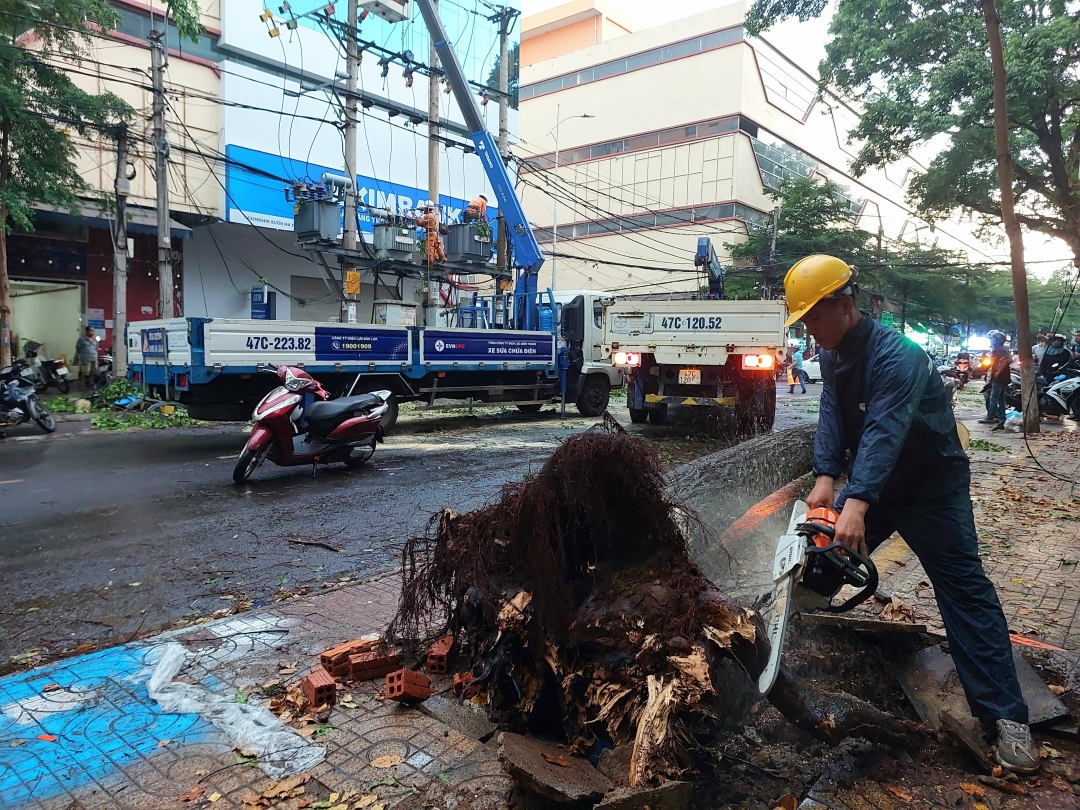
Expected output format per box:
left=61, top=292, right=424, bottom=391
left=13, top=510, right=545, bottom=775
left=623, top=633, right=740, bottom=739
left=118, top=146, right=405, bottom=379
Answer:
left=548, top=108, right=593, bottom=294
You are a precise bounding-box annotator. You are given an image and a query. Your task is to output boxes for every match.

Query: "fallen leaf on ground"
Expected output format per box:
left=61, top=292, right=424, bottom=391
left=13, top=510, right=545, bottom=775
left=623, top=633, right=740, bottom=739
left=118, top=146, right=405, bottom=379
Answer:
left=158, top=739, right=172, bottom=747
left=1049, top=684, right=1067, bottom=695
left=978, top=776, right=1026, bottom=795
left=178, top=784, right=206, bottom=802
left=773, top=794, right=797, bottom=810
left=886, top=786, right=913, bottom=801
left=41, top=683, right=62, bottom=693
left=541, top=752, right=571, bottom=767
left=370, top=754, right=404, bottom=768
left=263, top=774, right=310, bottom=798
left=1054, top=776, right=1071, bottom=792
left=353, top=795, right=379, bottom=808
left=960, top=782, right=985, bottom=797
left=991, top=765, right=1003, bottom=778
left=208, top=792, right=222, bottom=802
left=1039, top=745, right=1063, bottom=758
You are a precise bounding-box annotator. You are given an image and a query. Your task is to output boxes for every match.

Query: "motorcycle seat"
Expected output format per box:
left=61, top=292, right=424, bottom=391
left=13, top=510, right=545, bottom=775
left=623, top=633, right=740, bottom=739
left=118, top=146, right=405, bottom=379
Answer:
left=306, top=393, right=383, bottom=426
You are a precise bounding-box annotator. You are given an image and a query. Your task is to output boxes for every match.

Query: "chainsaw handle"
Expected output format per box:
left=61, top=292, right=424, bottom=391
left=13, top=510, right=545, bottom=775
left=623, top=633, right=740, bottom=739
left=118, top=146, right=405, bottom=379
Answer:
left=806, top=541, right=879, bottom=613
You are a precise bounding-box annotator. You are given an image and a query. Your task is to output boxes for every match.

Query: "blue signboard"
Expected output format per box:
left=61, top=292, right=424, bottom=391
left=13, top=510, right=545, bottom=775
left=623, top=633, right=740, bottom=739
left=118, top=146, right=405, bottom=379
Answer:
left=224, top=145, right=493, bottom=233
left=314, top=327, right=410, bottom=362
left=141, top=328, right=167, bottom=358
left=250, top=289, right=277, bottom=320
left=422, top=330, right=554, bottom=364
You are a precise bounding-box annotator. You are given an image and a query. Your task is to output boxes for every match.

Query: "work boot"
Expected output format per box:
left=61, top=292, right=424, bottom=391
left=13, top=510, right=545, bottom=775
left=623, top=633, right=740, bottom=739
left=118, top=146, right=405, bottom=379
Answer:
left=994, top=719, right=1040, bottom=773
left=991, top=421, right=1005, bottom=431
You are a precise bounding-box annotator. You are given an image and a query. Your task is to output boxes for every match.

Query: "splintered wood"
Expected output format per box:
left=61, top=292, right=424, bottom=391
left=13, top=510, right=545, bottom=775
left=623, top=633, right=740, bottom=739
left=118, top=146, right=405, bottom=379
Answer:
left=387, top=423, right=770, bottom=784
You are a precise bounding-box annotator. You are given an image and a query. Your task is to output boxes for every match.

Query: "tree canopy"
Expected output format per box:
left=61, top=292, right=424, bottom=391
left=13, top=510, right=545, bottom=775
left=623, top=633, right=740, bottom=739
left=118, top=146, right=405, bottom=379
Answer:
left=746, top=0, right=1080, bottom=270
left=721, top=174, right=1059, bottom=334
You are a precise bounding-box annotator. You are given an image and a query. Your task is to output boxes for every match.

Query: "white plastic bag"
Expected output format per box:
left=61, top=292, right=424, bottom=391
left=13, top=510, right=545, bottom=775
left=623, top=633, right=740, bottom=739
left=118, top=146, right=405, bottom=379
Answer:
left=1004, top=410, right=1024, bottom=432
left=148, top=642, right=326, bottom=778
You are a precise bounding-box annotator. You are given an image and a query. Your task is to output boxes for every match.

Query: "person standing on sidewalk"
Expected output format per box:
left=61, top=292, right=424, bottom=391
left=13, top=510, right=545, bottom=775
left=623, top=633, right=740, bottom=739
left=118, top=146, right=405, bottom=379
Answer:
left=75, top=326, right=99, bottom=390
left=788, top=351, right=807, bottom=394
left=979, top=331, right=1011, bottom=430
left=784, top=255, right=1039, bottom=774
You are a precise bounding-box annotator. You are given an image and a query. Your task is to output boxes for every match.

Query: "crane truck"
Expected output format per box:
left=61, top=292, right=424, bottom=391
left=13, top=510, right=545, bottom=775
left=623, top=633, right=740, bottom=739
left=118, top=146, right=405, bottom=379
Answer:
left=127, top=0, right=621, bottom=429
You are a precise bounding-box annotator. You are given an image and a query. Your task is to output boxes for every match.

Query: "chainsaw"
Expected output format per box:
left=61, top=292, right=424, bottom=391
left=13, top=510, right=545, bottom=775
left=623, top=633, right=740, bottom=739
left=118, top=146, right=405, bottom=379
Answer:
left=757, top=500, right=879, bottom=695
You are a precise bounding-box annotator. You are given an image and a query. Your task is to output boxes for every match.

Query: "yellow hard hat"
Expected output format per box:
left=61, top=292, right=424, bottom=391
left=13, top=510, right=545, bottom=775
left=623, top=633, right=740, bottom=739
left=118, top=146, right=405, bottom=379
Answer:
left=783, top=254, right=854, bottom=326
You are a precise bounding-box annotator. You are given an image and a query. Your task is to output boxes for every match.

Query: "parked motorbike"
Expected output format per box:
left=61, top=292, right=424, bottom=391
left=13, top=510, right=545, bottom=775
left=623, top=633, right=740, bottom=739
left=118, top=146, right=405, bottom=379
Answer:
left=0, top=374, right=57, bottom=433
left=1000, top=367, right=1080, bottom=419
left=233, top=365, right=389, bottom=483
left=22, top=340, right=70, bottom=394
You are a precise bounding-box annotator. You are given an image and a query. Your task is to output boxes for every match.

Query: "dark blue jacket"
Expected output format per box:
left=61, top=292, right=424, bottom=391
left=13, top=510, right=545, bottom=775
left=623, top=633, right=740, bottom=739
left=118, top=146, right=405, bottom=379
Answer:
left=814, top=316, right=967, bottom=506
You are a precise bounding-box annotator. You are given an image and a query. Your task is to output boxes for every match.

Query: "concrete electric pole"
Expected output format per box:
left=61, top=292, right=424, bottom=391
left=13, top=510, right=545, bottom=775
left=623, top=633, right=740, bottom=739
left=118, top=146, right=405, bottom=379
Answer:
left=981, top=0, right=1039, bottom=434
left=113, top=124, right=129, bottom=377
left=341, top=0, right=360, bottom=322
left=426, top=0, right=441, bottom=317
left=149, top=30, right=173, bottom=318
left=495, top=6, right=512, bottom=282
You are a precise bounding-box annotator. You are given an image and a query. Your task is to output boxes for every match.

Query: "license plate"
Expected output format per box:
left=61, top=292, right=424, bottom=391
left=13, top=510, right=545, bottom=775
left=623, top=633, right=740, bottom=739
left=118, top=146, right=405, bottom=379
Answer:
left=678, top=368, right=701, bottom=385
left=56, top=367, right=69, bottom=376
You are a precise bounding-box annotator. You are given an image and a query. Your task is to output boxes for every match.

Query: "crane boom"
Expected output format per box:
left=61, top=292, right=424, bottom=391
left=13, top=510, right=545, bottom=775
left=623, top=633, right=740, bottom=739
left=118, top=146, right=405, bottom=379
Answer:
left=413, top=0, right=544, bottom=275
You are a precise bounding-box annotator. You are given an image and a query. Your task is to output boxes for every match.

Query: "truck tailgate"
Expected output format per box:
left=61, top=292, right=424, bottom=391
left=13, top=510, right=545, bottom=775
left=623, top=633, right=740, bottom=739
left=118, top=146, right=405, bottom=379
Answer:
left=606, top=300, right=786, bottom=365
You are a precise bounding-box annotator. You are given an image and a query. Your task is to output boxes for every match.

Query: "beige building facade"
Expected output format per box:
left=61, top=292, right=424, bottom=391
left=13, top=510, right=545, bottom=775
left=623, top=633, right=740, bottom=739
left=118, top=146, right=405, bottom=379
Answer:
left=516, top=0, right=995, bottom=296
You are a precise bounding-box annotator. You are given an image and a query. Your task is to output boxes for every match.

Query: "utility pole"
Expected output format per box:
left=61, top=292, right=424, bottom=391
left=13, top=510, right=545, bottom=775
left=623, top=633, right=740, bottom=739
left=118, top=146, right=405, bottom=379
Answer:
left=341, top=0, right=360, bottom=323
left=981, top=0, right=1038, bottom=434
left=495, top=6, right=512, bottom=283
left=765, top=206, right=779, bottom=299
left=149, top=30, right=173, bottom=318
left=113, top=124, right=129, bottom=377
left=426, top=0, right=441, bottom=319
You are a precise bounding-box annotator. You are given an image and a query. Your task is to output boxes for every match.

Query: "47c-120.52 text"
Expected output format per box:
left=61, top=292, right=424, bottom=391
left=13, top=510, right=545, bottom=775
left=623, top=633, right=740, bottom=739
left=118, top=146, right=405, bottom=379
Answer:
left=659, top=316, right=722, bottom=330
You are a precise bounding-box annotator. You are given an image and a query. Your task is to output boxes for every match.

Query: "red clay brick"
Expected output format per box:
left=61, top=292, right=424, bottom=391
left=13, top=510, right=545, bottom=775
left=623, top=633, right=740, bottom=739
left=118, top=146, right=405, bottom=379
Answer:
left=426, top=634, right=455, bottom=674
left=453, top=671, right=475, bottom=698
left=301, top=665, right=336, bottom=706
left=321, top=638, right=376, bottom=677
left=348, top=650, right=400, bottom=681
left=385, top=669, right=432, bottom=703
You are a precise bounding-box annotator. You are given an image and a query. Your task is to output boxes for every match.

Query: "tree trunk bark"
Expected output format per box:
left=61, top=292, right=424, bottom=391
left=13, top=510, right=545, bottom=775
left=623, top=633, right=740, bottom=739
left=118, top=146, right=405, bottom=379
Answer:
left=982, top=0, right=1039, bottom=434
left=0, top=120, right=11, bottom=370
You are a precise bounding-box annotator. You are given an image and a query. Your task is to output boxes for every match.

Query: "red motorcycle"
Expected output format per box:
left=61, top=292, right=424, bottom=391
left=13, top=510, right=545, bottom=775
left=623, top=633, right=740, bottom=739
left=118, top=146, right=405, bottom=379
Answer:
left=233, top=365, right=390, bottom=483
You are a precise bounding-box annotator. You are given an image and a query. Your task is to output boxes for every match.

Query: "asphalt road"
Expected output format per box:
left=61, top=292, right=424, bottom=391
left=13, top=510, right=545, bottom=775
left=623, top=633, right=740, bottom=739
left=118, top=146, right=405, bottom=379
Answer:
left=0, top=384, right=820, bottom=672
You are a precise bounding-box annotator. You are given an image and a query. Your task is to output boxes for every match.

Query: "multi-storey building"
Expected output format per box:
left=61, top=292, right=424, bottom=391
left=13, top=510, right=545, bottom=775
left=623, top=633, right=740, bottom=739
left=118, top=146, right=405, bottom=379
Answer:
left=516, top=0, right=997, bottom=297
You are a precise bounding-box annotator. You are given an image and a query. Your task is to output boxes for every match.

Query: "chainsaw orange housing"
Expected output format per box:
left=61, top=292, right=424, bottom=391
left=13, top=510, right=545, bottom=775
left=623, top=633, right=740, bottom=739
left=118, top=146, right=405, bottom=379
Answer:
left=805, top=506, right=840, bottom=548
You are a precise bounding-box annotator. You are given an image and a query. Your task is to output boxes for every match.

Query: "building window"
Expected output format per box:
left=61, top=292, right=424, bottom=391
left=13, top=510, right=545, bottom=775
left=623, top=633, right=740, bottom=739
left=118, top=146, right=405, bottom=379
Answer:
left=750, top=37, right=819, bottom=120
left=519, top=25, right=743, bottom=101
left=748, top=131, right=864, bottom=219
left=536, top=200, right=767, bottom=242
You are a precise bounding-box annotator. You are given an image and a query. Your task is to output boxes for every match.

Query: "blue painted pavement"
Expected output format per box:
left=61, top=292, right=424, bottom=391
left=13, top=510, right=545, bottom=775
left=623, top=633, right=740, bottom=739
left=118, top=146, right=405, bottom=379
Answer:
left=0, top=643, right=214, bottom=807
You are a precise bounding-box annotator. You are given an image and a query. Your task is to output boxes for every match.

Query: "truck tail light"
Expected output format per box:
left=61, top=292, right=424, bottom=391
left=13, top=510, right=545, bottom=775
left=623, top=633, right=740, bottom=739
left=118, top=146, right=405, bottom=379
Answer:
left=613, top=351, right=641, bottom=367
left=742, top=354, right=775, bottom=370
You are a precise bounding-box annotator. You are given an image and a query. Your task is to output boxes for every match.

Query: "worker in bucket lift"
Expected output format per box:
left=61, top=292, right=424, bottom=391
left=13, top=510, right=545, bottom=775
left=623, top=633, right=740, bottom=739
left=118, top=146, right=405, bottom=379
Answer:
left=462, top=194, right=488, bottom=223
left=784, top=254, right=1039, bottom=774
left=414, top=201, right=446, bottom=265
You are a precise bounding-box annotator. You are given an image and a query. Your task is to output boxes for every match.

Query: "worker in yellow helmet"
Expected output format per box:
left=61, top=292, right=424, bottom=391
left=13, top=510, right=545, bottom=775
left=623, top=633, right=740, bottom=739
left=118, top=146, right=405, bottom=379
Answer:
left=784, top=254, right=1038, bottom=775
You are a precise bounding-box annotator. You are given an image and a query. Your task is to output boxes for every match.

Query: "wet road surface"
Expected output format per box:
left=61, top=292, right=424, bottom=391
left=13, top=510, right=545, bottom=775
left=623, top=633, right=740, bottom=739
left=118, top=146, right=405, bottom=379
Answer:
left=0, top=384, right=820, bottom=671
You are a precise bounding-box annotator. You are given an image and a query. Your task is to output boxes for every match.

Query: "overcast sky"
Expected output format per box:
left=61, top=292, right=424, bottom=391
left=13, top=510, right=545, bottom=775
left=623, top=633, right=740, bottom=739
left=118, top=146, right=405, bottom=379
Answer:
left=518, top=0, right=1074, bottom=278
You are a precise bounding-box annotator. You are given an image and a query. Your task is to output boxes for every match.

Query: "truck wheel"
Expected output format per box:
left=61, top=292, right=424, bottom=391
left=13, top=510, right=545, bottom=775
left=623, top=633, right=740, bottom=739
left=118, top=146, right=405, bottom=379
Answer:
left=757, top=384, right=777, bottom=432
left=576, top=375, right=610, bottom=417
left=629, top=408, right=648, bottom=424
left=517, top=403, right=544, bottom=414
left=648, top=406, right=667, bottom=425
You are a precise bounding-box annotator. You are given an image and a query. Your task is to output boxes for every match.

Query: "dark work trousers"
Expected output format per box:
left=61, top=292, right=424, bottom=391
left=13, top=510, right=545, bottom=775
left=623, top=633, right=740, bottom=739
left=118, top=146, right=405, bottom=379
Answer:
left=861, top=466, right=1028, bottom=724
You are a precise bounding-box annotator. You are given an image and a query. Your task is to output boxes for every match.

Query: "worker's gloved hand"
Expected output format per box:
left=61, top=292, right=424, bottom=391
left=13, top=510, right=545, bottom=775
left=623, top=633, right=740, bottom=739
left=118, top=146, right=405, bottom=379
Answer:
left=835, top=499, right=870, bottom=557
left=806, top=475, right=836, bottom=511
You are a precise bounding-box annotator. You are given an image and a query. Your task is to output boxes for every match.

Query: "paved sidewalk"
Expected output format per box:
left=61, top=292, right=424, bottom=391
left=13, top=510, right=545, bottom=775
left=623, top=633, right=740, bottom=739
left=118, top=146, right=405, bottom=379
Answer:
left=0, top=572, right=512, bottom=810
left=856, top=414, right=1080, bottom=653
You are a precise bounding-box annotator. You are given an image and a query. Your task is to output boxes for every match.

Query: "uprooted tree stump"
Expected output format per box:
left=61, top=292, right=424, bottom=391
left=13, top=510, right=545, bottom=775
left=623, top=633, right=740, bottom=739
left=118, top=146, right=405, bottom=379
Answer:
left=388, top=417, right=770, bottom=785
left=387, top=416, right=926, bottom=787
